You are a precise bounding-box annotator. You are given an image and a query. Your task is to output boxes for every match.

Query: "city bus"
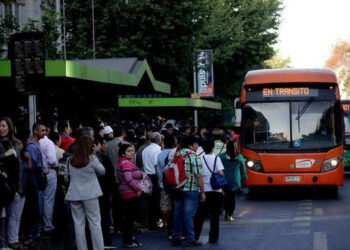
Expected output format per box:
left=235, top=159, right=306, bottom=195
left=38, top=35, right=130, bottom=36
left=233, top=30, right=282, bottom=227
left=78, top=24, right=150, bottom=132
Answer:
left=235, top=68, right=343, bottom=195
left=342, top=100, right=350, bottom=171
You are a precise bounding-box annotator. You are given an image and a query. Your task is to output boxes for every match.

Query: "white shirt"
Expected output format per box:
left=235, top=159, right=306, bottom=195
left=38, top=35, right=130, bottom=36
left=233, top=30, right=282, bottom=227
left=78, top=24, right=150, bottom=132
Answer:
left=39, top=136, right=58, bottom=168
left=55, top=145, right=65, bottom=161
left=142, top=143, right=162, bottom=175
left=200, top=154, right=224, bottom=192
left=196, top=146, right=205, bottom=157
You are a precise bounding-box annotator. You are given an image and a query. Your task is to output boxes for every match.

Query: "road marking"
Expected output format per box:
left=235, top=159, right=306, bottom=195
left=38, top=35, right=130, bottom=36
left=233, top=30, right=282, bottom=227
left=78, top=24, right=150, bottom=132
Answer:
left=285, top=229, right=311, bottom=235
left=216, top=214, right=350, bottom=227
left=314, top=208, right=324, bottom=216
left=299, top=200, right=312, bottom=206
left=296, top=210, right=312, bottom=216
left=294, top=216, right=311, bottom=221
left=297, top=206, right=312, bottom=210
left=313, top=232, right=328, bottom=250
left=238, top=210, right=250, bottom=217
left=292, top=222, right=311, bottom=227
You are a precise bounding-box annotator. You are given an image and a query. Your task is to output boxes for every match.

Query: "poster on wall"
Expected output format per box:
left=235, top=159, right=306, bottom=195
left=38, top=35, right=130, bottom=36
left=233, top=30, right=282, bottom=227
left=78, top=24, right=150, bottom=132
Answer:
left=196, top=50, right=214, bottom=98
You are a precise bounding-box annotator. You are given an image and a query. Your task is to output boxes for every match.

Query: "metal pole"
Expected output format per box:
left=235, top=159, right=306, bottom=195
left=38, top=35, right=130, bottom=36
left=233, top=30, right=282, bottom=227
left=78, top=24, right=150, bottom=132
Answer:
left=56, top=0, right=61, bottom=57
left=193, top=62, right=198, bottom=128
left=62, top=0, right=66, bottom=60
left=28, top=94, right=36, bottom=133
left=92, top=0, right=96, bottom=59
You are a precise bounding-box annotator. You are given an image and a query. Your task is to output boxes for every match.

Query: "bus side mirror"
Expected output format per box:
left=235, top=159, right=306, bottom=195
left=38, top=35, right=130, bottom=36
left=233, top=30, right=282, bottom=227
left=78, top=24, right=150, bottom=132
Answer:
left=234, top=98, right=241, bottom=127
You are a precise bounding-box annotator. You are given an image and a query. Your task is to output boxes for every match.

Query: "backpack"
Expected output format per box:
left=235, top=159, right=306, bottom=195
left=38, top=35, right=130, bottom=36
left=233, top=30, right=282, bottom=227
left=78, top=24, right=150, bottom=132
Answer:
left=164, top=152, right=191, bottom=189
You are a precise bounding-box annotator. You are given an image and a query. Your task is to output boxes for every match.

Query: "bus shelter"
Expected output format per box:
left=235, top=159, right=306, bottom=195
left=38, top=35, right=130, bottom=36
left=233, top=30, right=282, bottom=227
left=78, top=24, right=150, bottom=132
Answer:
left=0, top=58, right=171, bottom=128
left=117, top=97, right=222, bottom=129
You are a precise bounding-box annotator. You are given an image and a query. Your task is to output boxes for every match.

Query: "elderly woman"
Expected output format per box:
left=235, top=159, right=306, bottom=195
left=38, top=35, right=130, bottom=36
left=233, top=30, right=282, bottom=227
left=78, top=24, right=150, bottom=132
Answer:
left=117, top=142, right=143, bottom=248
left=65, top=135, right=105, bottom=250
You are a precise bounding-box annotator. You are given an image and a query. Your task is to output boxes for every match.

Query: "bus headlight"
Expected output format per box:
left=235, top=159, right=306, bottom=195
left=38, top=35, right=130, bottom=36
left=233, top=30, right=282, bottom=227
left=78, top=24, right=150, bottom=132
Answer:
left=245, top=158, right=263, bottom=172
left=321, top=155, right=343, bottom=172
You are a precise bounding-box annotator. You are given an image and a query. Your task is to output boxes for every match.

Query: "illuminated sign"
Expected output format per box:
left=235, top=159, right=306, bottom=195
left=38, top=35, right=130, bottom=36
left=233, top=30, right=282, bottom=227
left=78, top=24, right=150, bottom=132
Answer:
left=261, top=87, right=319, bottom=97
left=342, top=103, right=350, bottom=112
left=263, top=87, right=311, bottom=96
left=246, top=86, right=336, bottom=101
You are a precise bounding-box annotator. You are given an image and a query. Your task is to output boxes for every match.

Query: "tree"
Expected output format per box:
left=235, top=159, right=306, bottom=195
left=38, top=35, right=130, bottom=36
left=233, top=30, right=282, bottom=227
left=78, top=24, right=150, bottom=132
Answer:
left=21, top=0, right=61, bottom=59
left=0, top=14, right=19, bottom=58
left=62, top=0, right=281, bottom=99
left=64, top=0, right=202, bottom=95
left=325, top=40, right=350, bottom=97
left=195, top=0, right=282, bottom=105
left=0, top=0, right=61, bottom=59
left=264, top=49, right=291, bottom=69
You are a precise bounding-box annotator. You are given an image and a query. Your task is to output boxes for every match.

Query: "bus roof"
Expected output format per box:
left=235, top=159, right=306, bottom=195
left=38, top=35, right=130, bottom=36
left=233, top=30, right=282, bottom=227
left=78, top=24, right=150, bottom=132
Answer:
left=244, top=68, right=337, bottom=86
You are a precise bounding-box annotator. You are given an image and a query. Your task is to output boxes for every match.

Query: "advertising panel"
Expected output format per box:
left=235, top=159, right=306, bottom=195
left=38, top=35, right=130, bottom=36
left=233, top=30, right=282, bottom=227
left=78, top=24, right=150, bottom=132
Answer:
left=196, top=50, right=214, bottom=97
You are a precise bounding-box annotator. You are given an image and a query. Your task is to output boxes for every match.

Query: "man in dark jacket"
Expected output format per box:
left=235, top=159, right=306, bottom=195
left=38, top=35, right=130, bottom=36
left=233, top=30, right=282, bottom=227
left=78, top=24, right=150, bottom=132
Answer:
left=95, top=138, right=116, bottom=248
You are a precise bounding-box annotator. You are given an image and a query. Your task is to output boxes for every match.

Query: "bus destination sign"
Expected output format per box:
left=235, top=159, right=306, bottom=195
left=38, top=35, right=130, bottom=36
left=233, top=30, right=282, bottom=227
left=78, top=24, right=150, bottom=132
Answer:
left=262, top=87, right=318, bottom=97
left=342, top=103, right=350, bottom=112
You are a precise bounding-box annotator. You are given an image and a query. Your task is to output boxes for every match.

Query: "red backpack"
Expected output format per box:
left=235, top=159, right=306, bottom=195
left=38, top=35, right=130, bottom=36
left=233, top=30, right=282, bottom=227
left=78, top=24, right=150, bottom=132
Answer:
left=164, top=152, right=192, bottom=189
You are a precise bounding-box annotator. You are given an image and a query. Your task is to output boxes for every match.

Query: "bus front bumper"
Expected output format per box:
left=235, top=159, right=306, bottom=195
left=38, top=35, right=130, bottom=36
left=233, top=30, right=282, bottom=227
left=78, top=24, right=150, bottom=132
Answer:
left=243, top=167, right=343, bottom=186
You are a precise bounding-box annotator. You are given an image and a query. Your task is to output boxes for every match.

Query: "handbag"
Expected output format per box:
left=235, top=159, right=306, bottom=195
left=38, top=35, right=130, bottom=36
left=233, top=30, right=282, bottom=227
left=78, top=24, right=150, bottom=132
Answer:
left=203, top=155, right=227, bottom=190
left=137, top=171, right=153, bottom=195
left=0, top=170, right=15, bottom=206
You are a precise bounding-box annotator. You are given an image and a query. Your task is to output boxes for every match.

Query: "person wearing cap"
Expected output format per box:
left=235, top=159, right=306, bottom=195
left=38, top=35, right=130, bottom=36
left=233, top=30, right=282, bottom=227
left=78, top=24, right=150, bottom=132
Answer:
left=103, top=126, right=114, bottom=142
left=212, top=128, right=226, bottom=155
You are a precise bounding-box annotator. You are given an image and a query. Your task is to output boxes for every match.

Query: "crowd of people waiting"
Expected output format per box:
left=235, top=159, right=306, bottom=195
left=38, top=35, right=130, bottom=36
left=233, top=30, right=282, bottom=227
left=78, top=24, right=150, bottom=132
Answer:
left=0, top=116, right=247, bottom=249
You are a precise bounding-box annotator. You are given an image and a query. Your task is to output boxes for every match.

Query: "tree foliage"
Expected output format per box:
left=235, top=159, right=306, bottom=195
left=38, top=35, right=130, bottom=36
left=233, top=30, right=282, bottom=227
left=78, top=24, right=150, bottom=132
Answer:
left=0, top=0, right=60, bottom=59
left=0, top=14, right=19, bottom=56
left=64, top=0, right=201, bottom=95
left=194, top=0, right=281, bottom=105
left=264, top=49, right=291, bottom=69
left=1, top=0, right=282, bottom=100
left=21, top=0, right=61, bottom=59
left=325, top=40, right=350, bottom=97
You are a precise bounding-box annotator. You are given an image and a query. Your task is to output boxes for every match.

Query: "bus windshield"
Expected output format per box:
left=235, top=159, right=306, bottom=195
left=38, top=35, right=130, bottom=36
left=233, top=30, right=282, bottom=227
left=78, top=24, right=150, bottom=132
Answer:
left=242, top=101, right=341, bottom=150
left=344, top=113, right=350, bottom=147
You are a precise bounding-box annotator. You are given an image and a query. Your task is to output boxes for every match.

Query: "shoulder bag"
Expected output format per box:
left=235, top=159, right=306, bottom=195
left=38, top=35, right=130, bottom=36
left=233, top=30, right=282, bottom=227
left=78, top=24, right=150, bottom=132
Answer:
left=203, top=155, right=227, bottom=190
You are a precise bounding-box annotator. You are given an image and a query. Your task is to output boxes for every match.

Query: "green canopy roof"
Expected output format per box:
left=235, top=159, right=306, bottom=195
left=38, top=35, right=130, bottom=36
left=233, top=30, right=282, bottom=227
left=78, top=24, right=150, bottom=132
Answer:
left=119, top=97, right=222, bottom=110
left=0, top=58, right=170, bottom=94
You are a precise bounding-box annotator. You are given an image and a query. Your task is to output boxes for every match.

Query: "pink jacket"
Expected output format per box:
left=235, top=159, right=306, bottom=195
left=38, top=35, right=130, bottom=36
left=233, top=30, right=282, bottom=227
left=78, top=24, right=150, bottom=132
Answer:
left=117, top=157, right=142, bottom=199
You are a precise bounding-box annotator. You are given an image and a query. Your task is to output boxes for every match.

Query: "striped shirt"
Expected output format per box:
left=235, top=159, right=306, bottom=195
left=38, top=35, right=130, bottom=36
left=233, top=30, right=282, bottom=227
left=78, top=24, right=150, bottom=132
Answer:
left=179, top=148, right=202, bottom=192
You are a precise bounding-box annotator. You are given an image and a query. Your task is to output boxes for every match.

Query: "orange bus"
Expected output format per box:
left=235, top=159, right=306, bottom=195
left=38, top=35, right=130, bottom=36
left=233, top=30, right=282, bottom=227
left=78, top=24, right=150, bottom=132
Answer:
left=236, top=69, right=343, bottom=195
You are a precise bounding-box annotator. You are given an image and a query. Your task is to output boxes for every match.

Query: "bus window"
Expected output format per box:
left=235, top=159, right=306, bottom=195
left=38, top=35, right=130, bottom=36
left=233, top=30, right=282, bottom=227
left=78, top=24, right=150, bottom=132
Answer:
left=243, top=103, right=289, bottom=149
left=291, top=101, right=338, bottom=149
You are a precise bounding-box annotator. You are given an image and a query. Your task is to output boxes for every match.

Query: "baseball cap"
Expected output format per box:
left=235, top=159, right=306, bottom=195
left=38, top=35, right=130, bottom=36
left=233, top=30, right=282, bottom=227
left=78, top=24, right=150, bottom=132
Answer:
left=103, top=126, right=113, bottom=135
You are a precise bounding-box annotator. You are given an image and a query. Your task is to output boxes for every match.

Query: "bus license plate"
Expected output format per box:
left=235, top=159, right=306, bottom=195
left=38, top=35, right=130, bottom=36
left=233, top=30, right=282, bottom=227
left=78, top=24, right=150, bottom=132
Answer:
left=285, top=176, right=301, bottom=182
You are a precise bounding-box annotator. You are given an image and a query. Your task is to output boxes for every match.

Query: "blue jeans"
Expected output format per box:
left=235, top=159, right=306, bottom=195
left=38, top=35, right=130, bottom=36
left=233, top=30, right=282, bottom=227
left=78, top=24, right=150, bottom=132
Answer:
left=6, top=193, right=26, bottom=243
left=172, top=191, right=199, bottom=243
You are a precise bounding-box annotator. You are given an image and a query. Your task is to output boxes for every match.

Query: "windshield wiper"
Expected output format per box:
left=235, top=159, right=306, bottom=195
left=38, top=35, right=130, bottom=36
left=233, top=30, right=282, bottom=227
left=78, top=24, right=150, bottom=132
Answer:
left=295, top=99, right=313, bottom=132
